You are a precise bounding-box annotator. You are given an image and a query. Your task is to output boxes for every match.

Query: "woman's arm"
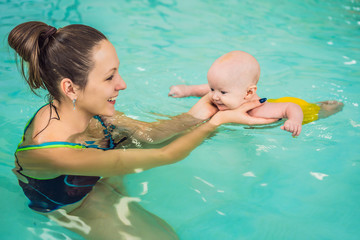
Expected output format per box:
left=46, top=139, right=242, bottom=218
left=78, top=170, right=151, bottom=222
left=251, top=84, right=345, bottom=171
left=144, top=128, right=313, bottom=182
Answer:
left=17, top=121, right=218, bottom=178
left=103, top=94, right=218, bottom=144
left=18, top=99, right=274, bottom=178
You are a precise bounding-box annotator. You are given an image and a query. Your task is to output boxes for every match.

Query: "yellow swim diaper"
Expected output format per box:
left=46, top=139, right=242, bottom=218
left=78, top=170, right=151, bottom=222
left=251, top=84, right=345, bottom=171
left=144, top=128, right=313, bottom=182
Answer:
left=268, top=97, right=320, bottom=124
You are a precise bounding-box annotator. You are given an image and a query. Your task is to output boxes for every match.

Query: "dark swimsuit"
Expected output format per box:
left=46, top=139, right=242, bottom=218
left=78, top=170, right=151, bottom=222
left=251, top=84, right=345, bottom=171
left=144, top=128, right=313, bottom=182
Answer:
left=14, top=105, right=116, bottom=213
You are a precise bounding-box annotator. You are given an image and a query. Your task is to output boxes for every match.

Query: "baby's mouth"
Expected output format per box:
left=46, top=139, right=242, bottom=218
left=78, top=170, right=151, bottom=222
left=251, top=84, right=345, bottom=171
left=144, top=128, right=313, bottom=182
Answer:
left=214, top=102, right=228, bottom=111
left=214, top=102, right=224, bottom=107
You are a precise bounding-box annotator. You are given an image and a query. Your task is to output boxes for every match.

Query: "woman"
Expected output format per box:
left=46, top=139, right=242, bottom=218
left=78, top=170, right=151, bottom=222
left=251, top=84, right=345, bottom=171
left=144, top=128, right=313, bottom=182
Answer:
left=9, top=21, right=275, bottom=239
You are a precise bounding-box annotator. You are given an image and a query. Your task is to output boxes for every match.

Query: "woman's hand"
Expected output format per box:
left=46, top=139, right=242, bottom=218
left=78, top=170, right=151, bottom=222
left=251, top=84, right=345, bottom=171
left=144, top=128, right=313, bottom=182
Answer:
left=187, top=93, right=218, bottom=120
left=209, top=99, right=279, bottom=126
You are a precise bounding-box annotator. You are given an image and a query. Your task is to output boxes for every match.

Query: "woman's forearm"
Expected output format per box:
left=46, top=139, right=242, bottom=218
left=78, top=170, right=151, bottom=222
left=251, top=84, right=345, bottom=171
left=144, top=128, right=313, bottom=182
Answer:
left=102, top=111, right=205, bottom=145
left=117, top=121, right=218, bottom=174
left=131, top=113, right=204, bottom=144
left=159, top=121, right=217, bottom=162
left=108, top=95, right=217, bottom=144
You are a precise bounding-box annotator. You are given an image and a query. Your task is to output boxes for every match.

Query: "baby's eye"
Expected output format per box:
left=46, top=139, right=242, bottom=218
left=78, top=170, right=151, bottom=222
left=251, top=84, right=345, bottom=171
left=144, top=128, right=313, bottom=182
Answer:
left=221, top=91, right=227, bottom=94
left=106, top=75, right=114, bottom=81
left=210, top=88, right=214, bottom=92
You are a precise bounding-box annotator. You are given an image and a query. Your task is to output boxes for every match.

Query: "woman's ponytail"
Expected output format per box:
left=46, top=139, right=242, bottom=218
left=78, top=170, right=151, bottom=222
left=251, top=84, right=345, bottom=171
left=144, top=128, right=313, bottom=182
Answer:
left=8, top=21, right=107, bottom=101
left=8, top=21, right=54, bottom=92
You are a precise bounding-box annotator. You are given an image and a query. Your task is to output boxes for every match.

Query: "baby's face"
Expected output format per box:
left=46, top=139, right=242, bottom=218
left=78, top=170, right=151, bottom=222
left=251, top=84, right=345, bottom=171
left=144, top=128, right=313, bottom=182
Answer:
left=208, top=76, right=248, bottom=111
left=207, top=51, right=260, bottom=111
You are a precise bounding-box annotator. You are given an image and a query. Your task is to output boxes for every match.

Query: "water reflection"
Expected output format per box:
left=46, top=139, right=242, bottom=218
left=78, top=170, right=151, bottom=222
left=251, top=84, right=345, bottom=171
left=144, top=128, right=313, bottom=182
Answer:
left=310, top=171, right=329, bottom=180
left=114, top=196, right=141, bottom=226
left=49, top=209, right=91, bottom=234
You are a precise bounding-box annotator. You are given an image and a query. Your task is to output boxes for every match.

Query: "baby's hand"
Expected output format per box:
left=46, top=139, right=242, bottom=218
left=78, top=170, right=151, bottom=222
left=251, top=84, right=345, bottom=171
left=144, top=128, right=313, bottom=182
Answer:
left=168, top=85, right=191, bottom=98
left=281, top=120, right=302, bottom=137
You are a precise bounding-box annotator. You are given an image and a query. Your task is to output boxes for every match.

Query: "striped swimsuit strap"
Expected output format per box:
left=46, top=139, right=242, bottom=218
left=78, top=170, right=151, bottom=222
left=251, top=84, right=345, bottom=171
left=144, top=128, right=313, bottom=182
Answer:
left=16, top=103, right=114, bottom=152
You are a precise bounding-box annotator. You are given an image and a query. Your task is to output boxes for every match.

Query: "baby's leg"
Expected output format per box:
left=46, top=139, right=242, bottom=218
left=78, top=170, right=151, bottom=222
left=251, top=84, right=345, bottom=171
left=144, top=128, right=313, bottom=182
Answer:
left=317, top=100, right=344, bottom=119
left=168, top=84, right=210, bottom=98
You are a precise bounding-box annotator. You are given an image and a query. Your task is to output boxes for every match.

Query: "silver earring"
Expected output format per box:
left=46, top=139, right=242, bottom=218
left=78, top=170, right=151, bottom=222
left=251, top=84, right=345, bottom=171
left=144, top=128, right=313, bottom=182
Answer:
left=73, top=98, right=76, bottom=110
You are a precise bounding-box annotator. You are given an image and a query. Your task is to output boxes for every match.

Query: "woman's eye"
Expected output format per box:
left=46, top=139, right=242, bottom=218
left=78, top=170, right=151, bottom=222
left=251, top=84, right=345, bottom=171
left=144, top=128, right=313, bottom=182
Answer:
left=106, top=75, right=114, bottom=81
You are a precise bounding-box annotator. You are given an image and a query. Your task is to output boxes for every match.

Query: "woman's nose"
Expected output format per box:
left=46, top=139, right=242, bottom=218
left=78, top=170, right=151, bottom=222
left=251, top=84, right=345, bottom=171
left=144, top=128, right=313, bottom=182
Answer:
left=115, top=74, right=127, bottom=91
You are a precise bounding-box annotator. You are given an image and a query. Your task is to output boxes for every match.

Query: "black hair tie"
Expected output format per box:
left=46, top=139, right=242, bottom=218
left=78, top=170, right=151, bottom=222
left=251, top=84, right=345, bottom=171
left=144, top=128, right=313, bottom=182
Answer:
left=43, top=26, right=57, bottom=38
left=39, top=26, right=57, bottom=49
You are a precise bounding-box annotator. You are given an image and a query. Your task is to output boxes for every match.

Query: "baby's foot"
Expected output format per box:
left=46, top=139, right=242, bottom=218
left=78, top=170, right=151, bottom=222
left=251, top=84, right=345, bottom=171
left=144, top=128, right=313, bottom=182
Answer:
left=168, top=85, right=192, bottom=98
left=318, top=100, right=344, bottom=118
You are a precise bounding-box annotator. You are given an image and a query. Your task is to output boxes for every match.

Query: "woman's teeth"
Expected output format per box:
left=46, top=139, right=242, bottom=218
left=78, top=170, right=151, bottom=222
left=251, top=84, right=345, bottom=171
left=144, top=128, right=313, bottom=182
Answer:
left=108, top=97, right=116, bottom=102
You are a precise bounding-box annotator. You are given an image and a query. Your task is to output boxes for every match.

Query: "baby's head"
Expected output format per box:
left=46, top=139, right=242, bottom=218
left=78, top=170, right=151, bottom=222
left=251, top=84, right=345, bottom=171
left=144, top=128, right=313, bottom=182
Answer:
left=207, top=51, right=260, bottom=110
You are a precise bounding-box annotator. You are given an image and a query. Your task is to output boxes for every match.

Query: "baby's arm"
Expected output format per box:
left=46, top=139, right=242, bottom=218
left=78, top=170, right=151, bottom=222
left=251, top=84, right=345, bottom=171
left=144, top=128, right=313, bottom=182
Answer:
left=168, top=84, right=210, bottom=98
left=249, top=102, right=303, bottom=136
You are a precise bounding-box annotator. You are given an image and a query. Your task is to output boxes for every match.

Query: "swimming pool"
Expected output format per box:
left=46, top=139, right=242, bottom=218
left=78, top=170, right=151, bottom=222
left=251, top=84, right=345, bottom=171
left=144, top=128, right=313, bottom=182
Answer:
left=1, top=0, right=359, bottom=239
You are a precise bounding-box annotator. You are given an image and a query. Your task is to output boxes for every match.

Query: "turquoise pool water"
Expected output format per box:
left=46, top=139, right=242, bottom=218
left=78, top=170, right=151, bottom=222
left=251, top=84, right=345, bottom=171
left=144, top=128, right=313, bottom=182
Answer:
left=1, top=0, right=359, bottom=239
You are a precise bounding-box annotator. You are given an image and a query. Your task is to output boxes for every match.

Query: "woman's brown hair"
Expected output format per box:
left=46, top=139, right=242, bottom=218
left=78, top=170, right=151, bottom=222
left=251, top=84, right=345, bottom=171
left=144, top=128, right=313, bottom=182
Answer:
left=8, top=21, right=107, bottom=101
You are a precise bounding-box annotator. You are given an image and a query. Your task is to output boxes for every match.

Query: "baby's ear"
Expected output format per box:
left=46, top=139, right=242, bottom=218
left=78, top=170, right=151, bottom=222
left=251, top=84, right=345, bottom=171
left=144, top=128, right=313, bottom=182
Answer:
left=245, top=85, right=257, bottom=99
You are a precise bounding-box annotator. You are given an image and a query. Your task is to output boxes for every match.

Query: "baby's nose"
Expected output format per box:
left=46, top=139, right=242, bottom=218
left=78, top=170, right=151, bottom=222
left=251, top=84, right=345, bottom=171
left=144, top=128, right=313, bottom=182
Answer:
left=212, top=92, right=220, bottom=100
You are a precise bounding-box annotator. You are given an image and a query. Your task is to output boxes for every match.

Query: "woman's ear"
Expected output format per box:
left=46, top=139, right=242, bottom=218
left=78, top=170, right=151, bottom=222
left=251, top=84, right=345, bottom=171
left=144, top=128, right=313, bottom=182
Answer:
left=60, top=78, right=78, bottom=101
left=245, top=85, right=257, bottom=99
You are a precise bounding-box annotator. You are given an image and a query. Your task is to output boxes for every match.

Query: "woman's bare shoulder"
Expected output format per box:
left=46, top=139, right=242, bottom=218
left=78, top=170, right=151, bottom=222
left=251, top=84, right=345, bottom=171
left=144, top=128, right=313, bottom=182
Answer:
left=21, top=105, right=67, bottom=145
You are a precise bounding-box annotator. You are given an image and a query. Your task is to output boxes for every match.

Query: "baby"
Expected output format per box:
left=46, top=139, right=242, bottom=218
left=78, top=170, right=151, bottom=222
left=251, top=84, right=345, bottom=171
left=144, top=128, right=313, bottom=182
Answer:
left=168, top=51, right=343, bottom=136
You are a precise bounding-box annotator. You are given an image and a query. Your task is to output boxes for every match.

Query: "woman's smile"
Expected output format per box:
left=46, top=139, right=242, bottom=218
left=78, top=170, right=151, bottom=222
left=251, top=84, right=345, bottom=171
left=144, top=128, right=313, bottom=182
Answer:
left=108, top=96, right=117, bottom=105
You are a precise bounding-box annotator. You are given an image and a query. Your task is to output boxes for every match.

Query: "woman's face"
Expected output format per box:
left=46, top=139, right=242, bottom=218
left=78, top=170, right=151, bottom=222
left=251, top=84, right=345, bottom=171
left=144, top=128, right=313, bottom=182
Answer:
left=76, top=40, right=126, bottom=117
